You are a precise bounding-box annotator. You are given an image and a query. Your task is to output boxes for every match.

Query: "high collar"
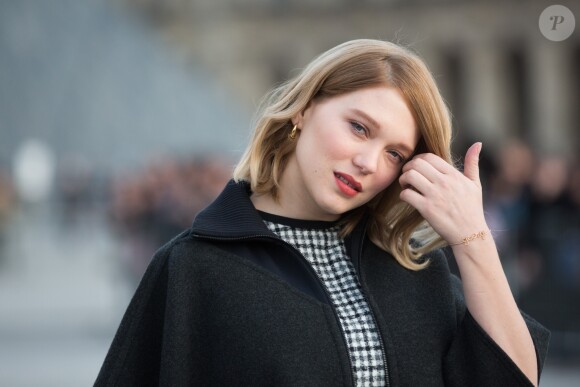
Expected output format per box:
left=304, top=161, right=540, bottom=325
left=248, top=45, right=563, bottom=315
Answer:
left=191, top=179, right=370, bottom=262
left=191, top=179, right=275, bottom=239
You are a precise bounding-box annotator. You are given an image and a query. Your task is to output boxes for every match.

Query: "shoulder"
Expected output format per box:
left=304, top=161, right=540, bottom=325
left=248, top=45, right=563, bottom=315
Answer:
left=151, top=228, right=240, bottom=272
left=150, top=228, right=285, bottom=287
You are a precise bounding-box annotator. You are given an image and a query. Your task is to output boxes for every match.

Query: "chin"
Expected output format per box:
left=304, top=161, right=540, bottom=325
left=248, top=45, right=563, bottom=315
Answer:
left=318, top=200, right=356, bottom=219
left=314, top=190, right=367, bottom=219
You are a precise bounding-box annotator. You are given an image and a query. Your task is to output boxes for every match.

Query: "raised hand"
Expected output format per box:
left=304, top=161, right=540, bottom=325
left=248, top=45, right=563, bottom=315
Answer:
left=398, top=142, right=486, bottom=245
left=399, top=141, right=539, bottom=385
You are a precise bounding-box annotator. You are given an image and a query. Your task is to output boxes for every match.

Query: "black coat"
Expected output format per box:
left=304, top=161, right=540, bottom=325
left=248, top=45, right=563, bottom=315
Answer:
left=95, top=180, right=550, bottom=386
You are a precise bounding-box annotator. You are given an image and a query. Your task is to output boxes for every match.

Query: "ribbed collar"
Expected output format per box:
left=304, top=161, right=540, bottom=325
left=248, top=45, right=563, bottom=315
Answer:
left=191, top=179, right=369, bottom=263
left=191, top=179, right=274, bottom=239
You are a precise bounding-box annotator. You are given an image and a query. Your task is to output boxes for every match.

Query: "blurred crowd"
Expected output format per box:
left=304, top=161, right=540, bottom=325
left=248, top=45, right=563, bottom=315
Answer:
left=477, top=139, right=580, bottom=334
left=0, top=139, right=578, bottom=333
left=107, top=156, right=232, bottom=281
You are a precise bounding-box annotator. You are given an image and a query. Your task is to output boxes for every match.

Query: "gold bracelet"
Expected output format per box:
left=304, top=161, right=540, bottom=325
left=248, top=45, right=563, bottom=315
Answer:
left=449, top=230, right=487, bottom=246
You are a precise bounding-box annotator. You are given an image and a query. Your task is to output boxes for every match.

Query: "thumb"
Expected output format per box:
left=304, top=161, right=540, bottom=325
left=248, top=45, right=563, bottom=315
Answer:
left=463, top=142, right=482, bottom=182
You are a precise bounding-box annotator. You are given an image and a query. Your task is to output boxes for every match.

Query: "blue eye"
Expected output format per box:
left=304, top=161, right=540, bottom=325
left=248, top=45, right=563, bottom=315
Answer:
left=350, top=121, right=367, bottom=135
left=388, top=151, right=405, bottom=163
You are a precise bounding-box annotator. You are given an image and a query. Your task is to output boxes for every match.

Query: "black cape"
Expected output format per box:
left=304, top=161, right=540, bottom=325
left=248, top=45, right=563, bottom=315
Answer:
left=95, top=180, right=550, bottom=386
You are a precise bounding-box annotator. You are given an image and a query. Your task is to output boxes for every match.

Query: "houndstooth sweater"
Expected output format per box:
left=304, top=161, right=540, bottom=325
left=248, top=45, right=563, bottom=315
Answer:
left=261, top=211, right=386, bottom=387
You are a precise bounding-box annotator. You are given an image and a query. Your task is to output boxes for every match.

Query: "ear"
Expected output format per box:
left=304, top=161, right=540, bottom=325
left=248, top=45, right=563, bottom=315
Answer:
left=291, top=110, right=305, bottom=128
left=292, top=100, right=313, bottom=128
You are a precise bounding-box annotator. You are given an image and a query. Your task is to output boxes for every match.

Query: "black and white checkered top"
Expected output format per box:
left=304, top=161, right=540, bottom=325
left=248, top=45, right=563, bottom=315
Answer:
left=260, top=212, right=386, bottom=387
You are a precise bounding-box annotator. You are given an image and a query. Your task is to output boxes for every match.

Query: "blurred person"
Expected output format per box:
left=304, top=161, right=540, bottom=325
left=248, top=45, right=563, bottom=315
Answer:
left=491, top=139, right=534, bottom=230
left=559, top=161, right=580, bottom=289
left=567, top=161, right=580, bottom=210
left=524, top=155, right=570, bottom=273
left=0, top=168, right=16, bottom=265
left=56, top=155, right=96, bottom=225
left=485, top=140, right=535, bottom=292
left=109, top=172, right=160, bottom=281
left=96, top=40, right=549, bottom=386
left=0, top=168, right=16, bottom=220
left=519, top=155, right=580, bottom=331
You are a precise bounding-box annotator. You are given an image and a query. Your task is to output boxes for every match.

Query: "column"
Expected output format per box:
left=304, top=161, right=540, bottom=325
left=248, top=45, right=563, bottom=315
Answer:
left=527, top=43, right=574, bottom=156
left=461, top=43, right=519, bottom=146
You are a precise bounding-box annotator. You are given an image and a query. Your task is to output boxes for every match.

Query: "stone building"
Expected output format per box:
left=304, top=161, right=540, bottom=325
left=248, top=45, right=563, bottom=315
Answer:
left=120, top=0, right=580, bottom=157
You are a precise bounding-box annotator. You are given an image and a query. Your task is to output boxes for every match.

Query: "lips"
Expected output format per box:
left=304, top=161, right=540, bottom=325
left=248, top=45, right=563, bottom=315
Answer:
left=334, top=172, right=362, bottom=196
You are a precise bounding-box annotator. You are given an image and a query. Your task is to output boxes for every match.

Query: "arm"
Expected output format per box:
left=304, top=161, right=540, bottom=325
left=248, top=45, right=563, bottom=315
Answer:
left=399, top=143, right=539, bottom=385
left=450, top=231, right=538, bottom=384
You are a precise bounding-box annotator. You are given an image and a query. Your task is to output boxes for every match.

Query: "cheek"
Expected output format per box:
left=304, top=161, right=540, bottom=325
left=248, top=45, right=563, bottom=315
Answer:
left=322, top=131, right=354, bottom=159
left=374, top=167, right=401, bottom=191
left=300, top=130, right=350, bottom=165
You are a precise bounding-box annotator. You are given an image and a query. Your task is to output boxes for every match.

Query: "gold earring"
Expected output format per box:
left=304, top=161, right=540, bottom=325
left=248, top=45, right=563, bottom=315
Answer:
left=289, top=124, right=298, bottom=140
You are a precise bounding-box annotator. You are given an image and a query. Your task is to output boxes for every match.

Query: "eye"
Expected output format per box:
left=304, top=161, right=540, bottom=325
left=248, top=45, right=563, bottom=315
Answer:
left=387, top=150, right=406, bottom=164
left=350, top=121, right=368, bottom=136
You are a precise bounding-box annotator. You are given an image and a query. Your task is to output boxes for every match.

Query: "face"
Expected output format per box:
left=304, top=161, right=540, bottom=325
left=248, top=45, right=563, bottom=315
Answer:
left=278, top=85, right=420, bottom=221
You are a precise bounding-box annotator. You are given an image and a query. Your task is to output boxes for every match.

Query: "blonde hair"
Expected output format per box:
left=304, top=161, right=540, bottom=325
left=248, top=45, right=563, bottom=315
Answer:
left=233, top=39, right=453, bottom=270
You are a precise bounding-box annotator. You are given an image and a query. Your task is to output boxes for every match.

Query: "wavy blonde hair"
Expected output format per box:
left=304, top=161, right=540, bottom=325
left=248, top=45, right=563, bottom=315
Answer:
left=233, top=39, right=453, bottom=270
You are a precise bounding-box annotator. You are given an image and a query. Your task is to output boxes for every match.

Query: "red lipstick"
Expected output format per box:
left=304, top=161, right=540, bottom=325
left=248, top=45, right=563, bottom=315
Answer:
left=334, top=172, right=362, bottom=197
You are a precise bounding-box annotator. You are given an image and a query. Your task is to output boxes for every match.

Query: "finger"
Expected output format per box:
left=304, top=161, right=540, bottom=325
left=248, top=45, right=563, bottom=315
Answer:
left=402, top=157, right=444, bottom=184
left=399, top=168, right=432, bottom=194
left=463, top=142, right=482, bottom=182
left=404, top=153, right=454, bottom=175
left=399, top=187, right=426, bottom=212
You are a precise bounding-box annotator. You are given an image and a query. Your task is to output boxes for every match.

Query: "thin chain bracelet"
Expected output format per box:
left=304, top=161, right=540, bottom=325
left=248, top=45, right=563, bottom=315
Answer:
left=449, top=230, right=488, bottom=246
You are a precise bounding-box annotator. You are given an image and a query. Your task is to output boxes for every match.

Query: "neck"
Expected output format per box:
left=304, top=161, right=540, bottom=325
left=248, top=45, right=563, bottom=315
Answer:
left=250, top=192, right=339, bottom=221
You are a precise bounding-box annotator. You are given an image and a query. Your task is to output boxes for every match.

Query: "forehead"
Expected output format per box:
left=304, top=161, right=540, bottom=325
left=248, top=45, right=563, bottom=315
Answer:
left=315, top=86, right=420, bottom=147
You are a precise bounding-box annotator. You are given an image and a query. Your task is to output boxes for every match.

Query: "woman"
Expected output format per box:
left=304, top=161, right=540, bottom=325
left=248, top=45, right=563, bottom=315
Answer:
left=96, top=39, right=549, bottom=386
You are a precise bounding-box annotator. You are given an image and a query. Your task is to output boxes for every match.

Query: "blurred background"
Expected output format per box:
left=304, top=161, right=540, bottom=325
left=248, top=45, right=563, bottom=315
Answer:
left=0, top=0, right=578, bottom=385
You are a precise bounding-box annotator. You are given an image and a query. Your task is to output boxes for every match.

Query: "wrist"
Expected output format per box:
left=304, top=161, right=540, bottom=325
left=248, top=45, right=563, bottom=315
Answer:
left=450, top=233, right=497, bottom=261
left=449, top=229, right=489, bottom=247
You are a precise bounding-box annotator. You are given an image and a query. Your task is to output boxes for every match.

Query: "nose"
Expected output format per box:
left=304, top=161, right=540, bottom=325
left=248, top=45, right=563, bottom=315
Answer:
left=353, top=147, right=381, bottom=175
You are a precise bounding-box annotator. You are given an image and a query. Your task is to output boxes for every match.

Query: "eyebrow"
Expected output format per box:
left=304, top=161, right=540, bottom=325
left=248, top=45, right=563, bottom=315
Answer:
left=348, top=108, right=415, bottom=155
left=350, top=108, right=380, bottom=130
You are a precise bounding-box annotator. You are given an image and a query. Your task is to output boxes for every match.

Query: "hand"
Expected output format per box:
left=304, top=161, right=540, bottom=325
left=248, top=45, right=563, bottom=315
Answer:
left=398, top=142, right=487, bottom=245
